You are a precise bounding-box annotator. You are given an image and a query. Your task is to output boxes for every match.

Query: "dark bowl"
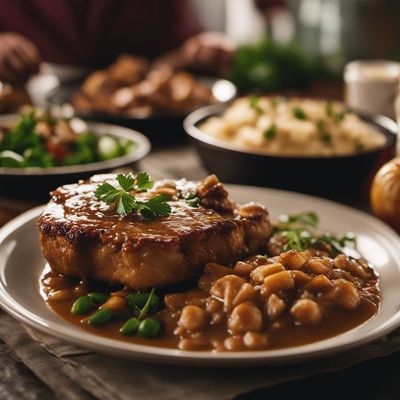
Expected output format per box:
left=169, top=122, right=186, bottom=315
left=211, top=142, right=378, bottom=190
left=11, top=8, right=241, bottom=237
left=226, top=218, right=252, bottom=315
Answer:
left=46, top=78, right=237, bottom=147
left=184, top=104, right=398, bottom=201
left=0, top=115, right=151, bottom=201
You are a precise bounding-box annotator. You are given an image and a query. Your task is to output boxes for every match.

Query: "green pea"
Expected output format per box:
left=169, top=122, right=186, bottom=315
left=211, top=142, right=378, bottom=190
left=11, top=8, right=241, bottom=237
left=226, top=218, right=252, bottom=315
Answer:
left=88, top=308, right=112, bottom=327
left=71, top=296, right=95, bottom=315
left=119, top=317, right=140, bottom=336
left=88, top=292, right=109, bottom=304
left=126, top=292, right=159, bottom=313
left=137, top=317, right=161, bottom=338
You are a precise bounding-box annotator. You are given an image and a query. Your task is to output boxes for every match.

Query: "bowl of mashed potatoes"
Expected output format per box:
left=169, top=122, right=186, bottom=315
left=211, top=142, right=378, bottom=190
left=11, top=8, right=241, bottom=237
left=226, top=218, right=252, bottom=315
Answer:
left=184, top=96, right=397, bottom=199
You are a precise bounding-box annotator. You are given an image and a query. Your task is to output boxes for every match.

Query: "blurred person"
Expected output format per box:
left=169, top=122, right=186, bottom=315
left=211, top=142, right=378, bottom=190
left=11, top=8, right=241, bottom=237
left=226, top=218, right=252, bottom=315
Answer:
left=0, top=0, right=235, bottom=85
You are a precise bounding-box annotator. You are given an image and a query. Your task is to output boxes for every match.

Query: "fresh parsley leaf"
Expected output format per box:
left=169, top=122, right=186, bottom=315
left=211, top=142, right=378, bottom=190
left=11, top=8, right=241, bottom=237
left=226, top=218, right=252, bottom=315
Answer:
left=116, top=193, right=137, bottom=216
left=319, top=233, right=356, bottom=255
left=135, top=172, right=154, bottom=192
left=249, top=95, right=263, bottom=115
left=95, top=182, right=117, bottom=198
left=283, top=231, right=303, bottom=252
left=117, top=174, right=135, bottom=192
left=288, top=211, right=318, bottom=227
left=264, top=123, right=277, bottom=140
left=276, top=211, right=319, bottom=231
left=139, top=194, right=171, bottom=219
left=95, top=173, right=171, bottom=219
left=292, top=107, right=307, bottom=120
left=274, top=212, right=356, bottom=255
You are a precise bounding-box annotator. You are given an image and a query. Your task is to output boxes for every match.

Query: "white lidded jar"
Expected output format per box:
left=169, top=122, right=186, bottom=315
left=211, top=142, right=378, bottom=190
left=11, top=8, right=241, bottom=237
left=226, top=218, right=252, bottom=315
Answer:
left=344, top=60, right=400, bottom=120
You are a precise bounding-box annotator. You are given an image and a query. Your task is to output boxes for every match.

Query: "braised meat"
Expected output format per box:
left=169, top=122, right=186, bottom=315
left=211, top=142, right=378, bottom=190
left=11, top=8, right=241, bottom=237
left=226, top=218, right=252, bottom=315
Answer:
left=38, top=174, right=272, bottom=289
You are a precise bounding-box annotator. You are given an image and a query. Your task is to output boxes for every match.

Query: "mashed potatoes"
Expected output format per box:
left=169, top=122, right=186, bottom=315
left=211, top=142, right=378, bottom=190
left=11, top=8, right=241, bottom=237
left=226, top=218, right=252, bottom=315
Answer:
left=200, top=96, right=386, bottom=156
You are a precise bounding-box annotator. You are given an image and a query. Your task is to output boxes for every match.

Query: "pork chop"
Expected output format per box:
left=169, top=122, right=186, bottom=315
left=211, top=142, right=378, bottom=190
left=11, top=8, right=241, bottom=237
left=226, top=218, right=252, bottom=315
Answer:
left=38, top=174, right=272, bottom=289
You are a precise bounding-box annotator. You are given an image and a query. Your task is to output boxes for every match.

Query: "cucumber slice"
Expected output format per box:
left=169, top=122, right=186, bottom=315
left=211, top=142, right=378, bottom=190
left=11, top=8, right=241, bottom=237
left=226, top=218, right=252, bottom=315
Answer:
left=0, top=150, right=24, bottom=167
left=97, top=135, right=120, bottom=160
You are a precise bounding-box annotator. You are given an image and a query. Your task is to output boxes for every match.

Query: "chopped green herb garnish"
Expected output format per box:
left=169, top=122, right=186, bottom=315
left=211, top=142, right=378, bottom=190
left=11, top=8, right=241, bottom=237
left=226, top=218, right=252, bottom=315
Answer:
left=319, top=233, right=356, bottom=255
left=334, top=108, right=351, bottom=123
left=184, top=192, right=200, bottom=207
left=264, top=123, right=277, bottom=140
left=273, top=211, right=356, bottom=255
left=355, top=143, right=365, bottom=152
left=249, top=95, right=263, bottom=115
left=325, top=101, right=333, bottom=117
left=320, top=131, right=331, bottom=143
left=292, top=107, right=307, bottom=120
left=95, top=173, right=171, bottom=218
left=316, top=120, right=331, bottom=143
left=276, top=211, right=319, bottom=231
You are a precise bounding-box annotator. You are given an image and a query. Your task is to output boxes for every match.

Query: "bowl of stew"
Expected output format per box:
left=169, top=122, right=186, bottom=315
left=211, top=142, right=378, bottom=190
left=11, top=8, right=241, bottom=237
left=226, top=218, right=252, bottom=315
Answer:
left=184, top=96, right=397, bottom=200
left=0, top=109, right=151, bottom=200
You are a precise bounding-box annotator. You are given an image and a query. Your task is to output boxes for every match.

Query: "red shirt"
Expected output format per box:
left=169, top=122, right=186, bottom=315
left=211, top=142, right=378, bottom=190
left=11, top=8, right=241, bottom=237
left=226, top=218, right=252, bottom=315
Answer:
left=0, top=0, right=202, bottom=67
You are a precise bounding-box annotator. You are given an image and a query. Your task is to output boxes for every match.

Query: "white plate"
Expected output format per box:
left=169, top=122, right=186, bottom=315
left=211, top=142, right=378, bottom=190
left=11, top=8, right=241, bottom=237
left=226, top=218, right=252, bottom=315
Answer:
left=1, top=186, right=400, bottom=367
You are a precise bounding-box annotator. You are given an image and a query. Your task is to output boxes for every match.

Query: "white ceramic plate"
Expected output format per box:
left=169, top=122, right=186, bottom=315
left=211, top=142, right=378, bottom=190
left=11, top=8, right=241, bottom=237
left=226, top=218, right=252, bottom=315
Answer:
left=1, top=186, right=400, bottom=367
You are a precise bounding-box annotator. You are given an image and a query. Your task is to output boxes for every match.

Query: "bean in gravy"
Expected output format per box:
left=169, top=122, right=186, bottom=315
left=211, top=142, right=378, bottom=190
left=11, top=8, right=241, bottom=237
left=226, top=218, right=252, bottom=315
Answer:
left=41, top=249, right=379, bottom=352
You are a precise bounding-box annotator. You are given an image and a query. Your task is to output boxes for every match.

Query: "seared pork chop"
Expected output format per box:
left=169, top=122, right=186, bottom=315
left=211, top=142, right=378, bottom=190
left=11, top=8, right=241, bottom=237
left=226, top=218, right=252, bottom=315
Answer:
left=38, top=174, right=272, bottom=289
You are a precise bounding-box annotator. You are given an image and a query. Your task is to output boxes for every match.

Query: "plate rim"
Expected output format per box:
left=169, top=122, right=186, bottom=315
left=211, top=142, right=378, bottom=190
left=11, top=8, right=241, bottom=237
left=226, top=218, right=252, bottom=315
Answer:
left=1, top=186, right=400, bottom=366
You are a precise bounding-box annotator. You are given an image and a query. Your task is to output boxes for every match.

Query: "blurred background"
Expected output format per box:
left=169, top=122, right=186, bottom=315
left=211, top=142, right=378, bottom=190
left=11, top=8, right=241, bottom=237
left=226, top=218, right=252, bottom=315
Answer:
left=1, top=0, right=400, bottom=231
left=1, top=0, right=400, bottom=110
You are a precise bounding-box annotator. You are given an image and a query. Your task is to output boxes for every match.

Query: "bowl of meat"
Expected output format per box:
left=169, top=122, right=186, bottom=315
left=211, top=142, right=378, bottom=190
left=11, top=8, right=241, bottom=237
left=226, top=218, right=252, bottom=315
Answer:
left=184, top=96, right=397, bottom=200
left=46, top=55, right=237, bottom=146
left=0, top=109, right=150, bottom=200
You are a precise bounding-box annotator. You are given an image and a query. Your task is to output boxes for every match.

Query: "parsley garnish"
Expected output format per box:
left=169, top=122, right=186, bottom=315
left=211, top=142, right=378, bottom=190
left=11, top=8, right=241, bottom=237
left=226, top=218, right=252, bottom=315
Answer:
left=325, top=101, right=333, bottom=117
left=264, top=123, right=277, bottom=140
left=316, top=120, right=331, bottom=143
left=95, top=173, right=171, bottom=218
left=334, top=108, right=351, bottom=123
left=249, top=95, right=263, bottom=115
left=184, top=192, right=200, bottom=207
left=292, top=107, right=307, bottom=120
left=274, top=211, right=356, bottom=255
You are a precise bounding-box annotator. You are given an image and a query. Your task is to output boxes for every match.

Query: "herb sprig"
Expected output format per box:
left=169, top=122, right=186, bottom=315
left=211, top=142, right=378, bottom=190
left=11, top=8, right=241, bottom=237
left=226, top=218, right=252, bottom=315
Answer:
left=274, top=211, right=356, bottom=255
left=95, top=172, right=171, bottom=218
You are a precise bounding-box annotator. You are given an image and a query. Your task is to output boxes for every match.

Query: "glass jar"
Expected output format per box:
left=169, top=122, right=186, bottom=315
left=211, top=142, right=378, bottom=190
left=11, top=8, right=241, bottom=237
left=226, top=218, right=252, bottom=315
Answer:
left=344, top=60, right=400, bottom=120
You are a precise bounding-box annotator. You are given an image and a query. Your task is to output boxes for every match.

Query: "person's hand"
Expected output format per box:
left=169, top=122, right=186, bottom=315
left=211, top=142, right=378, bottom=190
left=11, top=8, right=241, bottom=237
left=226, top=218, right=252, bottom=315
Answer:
left=154, top=32, right=235, bottom=77
left=180, top=32, right=235, bottom=76
left=0, top=32, right=41, bottom=85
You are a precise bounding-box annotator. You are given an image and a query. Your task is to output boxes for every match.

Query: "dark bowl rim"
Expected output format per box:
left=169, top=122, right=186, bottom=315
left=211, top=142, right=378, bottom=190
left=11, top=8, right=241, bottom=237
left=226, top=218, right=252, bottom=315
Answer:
left=184, top=103, right=398, bottom=160
left=45, top=77, right=238, bottom=121
left=0, top=115, right=151, bottom=176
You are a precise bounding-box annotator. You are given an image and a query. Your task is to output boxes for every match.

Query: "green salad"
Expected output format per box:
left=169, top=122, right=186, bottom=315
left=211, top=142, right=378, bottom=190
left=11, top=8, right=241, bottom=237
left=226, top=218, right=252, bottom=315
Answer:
left=0, top=110, right=136, bottom=168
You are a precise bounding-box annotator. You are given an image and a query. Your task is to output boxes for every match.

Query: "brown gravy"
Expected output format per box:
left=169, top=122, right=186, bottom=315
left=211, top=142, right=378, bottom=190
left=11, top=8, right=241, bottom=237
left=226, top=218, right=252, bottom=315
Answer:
left=40, top=249, right=380, bottom=352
